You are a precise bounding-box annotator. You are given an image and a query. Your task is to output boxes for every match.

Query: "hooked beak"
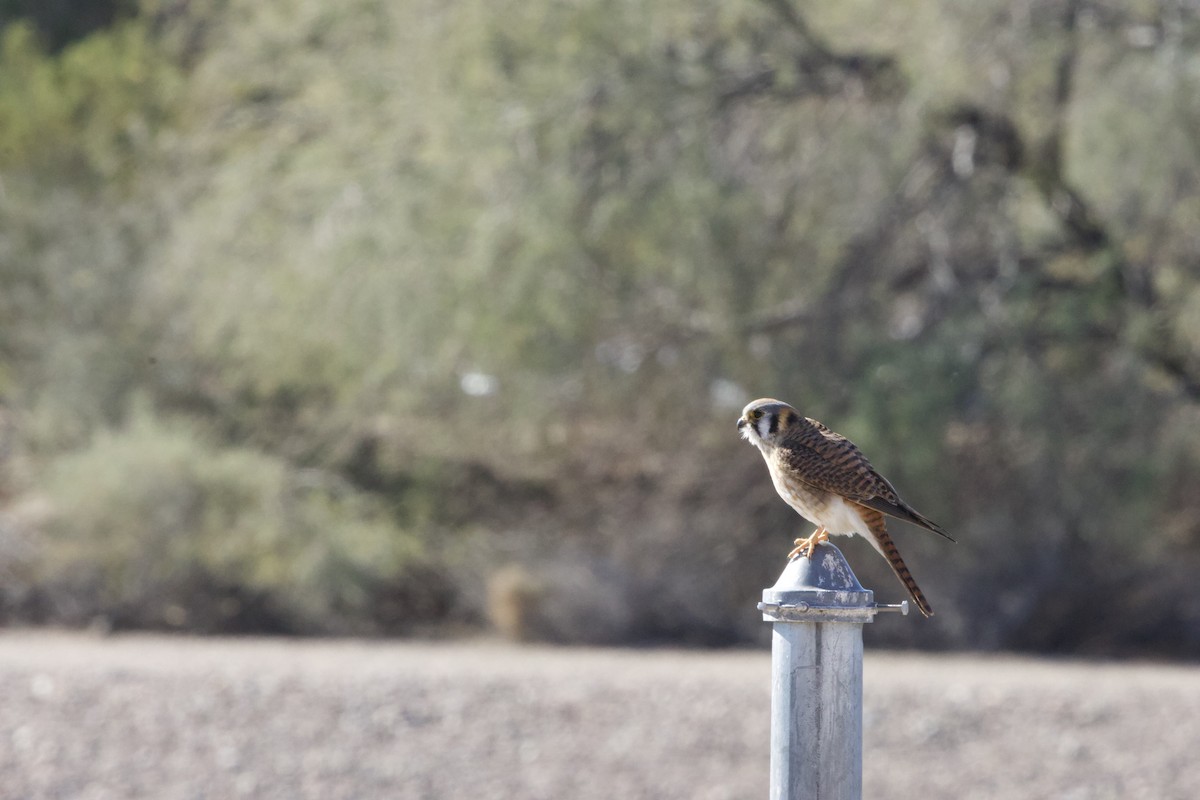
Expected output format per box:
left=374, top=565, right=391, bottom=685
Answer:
left=736, top=417, right=747, bottom=431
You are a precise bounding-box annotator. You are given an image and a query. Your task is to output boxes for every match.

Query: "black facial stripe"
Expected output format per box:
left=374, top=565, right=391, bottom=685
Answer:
left=768, top=412, right=780, bottom=435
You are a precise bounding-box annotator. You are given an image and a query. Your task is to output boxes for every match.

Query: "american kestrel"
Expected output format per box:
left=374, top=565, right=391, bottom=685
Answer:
left=738, top=398, right=953, bottom=617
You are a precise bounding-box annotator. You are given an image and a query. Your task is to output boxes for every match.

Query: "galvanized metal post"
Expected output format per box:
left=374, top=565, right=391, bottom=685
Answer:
left=759, top=543, right=906, bottom=800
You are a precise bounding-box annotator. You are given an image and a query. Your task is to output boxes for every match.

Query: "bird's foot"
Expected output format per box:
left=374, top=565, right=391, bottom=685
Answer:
left=787, top=527, right=830, bottom=560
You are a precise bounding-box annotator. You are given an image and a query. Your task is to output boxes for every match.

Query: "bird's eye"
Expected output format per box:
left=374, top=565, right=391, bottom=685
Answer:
left=749, top=409, right=764, bottom=420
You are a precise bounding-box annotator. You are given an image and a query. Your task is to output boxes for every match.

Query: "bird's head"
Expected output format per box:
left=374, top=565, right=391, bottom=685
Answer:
left=737, top=398, right=798, bottom=450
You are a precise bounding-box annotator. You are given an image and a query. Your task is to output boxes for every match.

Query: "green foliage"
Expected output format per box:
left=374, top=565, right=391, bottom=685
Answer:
left=4, top=0, right=1200, bottom=652
left=35, top=414, right=429, bottom=632
left=0, top=18, right=179, bottom=178
left=0, top=12, right=181, bottom=435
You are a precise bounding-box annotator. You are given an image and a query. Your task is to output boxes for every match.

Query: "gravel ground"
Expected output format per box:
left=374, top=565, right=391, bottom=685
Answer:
left=0, top=631, right=1198, bottom=799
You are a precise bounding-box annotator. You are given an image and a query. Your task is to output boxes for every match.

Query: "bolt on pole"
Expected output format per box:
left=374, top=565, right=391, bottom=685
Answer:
left=759, top=542, right=906, bottom=800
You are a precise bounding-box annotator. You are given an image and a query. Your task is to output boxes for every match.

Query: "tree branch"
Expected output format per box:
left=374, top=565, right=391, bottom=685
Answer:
left=718, top=0, right=902, bottom=106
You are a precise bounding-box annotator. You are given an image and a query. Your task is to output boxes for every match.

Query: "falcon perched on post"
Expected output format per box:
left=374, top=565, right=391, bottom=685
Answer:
left=738, top=398, right=953, bottom=617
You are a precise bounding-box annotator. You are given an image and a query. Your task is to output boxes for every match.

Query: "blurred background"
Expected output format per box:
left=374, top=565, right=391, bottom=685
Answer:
left=1, top=0, right=1199, bottom=657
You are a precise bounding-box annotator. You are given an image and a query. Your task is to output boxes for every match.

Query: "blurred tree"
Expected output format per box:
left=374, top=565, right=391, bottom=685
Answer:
left=2, top=0, right=1200, bottom=652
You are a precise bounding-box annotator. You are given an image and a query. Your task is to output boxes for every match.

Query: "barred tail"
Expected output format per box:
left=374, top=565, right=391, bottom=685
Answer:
left=854, top=504, right=934, bottom=618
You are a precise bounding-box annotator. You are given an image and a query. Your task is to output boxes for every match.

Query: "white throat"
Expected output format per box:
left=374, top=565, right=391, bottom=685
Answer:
left=743, top=419, right=775, bottom=456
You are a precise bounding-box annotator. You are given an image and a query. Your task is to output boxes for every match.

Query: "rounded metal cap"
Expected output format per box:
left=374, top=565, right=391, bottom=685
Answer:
left=759, top=543, right=878, bottom=623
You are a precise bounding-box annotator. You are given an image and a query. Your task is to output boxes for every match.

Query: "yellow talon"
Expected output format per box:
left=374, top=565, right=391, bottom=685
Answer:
left=787, top=527, right=829, bottom=560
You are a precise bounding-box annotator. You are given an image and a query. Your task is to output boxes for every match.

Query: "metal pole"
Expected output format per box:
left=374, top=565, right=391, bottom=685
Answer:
left=759, top=543, right=906, bottom=800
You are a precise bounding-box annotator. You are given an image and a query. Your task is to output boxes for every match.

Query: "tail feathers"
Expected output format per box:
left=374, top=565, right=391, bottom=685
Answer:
left=855, top=504, right=935, bottom=618
left=859, top=495, right=955, bottom=542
